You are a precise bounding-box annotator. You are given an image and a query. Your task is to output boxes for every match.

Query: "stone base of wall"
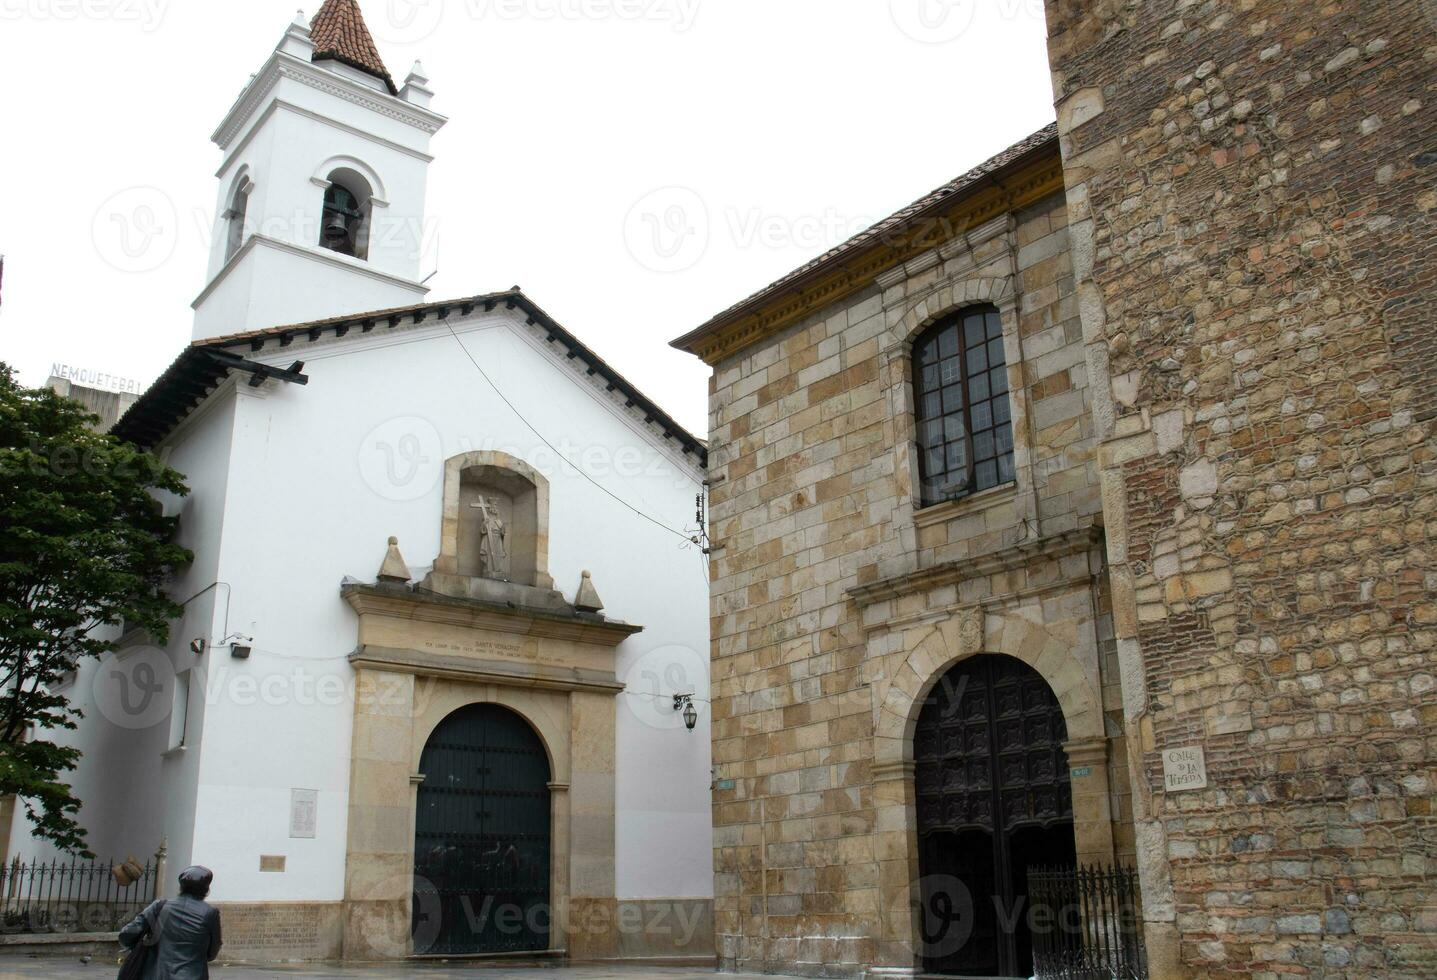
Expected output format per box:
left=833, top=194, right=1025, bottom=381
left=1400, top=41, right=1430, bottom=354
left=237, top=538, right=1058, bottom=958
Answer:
left=212, top=897, right=712, bottom=964
left=569, top=897, right=714, bottom=962
left=213, top=902, right=344, bottom=963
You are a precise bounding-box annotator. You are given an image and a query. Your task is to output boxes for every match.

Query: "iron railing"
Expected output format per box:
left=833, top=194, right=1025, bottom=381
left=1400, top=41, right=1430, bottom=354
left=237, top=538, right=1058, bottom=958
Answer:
left=1028, top=863, right=1149, bottom=980
left=0, top=850, right=162, bottom=934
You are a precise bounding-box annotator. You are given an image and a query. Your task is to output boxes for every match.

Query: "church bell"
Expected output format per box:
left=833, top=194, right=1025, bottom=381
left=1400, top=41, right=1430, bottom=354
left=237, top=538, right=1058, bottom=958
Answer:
left=323, top=210, right=350, bottom=243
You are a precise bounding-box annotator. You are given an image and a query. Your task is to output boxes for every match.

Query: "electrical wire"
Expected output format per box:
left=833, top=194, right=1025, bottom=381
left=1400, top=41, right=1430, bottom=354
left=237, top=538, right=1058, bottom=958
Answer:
left=440, top=318, right=695, bottom=544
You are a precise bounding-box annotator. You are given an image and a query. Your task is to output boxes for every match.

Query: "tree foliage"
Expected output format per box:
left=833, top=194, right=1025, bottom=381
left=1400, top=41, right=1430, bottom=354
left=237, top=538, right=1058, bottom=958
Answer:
left=0, top=364, right=190, bottom=854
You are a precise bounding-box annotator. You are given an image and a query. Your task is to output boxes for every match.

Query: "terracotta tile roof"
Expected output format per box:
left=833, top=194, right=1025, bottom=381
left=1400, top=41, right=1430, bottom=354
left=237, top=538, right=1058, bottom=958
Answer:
left=309, top=0, right=397, bottom=94
left=671, top=123, right=1059, bottom=354
left=113, top=291, right=707, bottom=464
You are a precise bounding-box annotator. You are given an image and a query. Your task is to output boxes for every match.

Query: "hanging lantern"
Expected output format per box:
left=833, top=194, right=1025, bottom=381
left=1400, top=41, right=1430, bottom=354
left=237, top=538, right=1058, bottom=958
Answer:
left=673, top=694, right=698, bottom=733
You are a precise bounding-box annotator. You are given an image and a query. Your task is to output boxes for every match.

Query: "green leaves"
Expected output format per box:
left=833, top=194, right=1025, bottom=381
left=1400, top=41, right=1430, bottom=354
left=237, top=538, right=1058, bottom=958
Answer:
left=0, top=364, right=192, bottom=854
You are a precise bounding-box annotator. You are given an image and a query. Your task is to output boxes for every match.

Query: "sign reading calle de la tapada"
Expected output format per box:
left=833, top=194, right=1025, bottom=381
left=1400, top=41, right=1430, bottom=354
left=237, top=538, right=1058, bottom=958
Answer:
left=1162, top=745, right=1209, bottom=792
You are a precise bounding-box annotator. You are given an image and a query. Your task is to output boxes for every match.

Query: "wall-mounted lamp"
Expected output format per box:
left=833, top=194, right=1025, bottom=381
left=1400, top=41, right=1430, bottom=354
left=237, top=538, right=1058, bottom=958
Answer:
left=188, top=638, right=207, bottom=656
left=219, top=633, right=254, bottom=660
left=673, top=693, right=698, bottom=732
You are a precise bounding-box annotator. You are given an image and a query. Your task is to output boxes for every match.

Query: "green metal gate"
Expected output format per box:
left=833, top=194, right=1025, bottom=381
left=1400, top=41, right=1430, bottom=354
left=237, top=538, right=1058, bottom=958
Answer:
left=412, top=703, right=551, bottom=956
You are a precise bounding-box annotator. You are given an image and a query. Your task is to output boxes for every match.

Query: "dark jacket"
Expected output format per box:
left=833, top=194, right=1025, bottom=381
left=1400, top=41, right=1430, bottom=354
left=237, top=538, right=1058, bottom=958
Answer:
left=119, top=894, right=222, bottom=980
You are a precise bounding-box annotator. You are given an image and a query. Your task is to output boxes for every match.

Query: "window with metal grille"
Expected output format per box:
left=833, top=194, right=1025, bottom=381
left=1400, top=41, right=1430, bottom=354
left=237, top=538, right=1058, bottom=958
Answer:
left=913, top=305, right=1015, bottom=506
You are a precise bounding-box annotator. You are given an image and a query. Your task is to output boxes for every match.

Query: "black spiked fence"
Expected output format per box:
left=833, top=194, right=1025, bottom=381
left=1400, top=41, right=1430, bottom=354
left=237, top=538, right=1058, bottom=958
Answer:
left=0, top=850, right=162, bottom=935
left=1028, top=863, right=1149, bottom=980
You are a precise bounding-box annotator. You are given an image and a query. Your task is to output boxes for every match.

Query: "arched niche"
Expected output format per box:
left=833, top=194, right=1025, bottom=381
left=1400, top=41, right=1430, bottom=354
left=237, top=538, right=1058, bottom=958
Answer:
left=432, top=451, right=552, bottom=590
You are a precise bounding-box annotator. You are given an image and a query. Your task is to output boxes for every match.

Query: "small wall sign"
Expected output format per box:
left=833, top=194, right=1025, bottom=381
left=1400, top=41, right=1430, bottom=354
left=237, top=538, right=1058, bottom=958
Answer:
left=1070, top=766, right=1092, bottom=778
left=259, top=855, right=287, bottom=873
left=1162, top=745, right=1208, bottom=792
left=290, top=788, right=318, bottom=839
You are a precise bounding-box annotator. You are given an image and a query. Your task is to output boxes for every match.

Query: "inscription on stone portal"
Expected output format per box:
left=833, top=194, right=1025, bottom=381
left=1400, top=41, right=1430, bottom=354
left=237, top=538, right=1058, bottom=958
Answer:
left=418, top=635, right=555, bottom=665
left=1162, top=745, right=1209, bottom=792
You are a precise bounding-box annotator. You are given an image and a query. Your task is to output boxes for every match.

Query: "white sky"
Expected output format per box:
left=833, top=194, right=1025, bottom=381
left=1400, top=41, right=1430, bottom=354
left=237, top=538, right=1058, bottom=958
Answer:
left=0, top=0, right=1055, bottom=435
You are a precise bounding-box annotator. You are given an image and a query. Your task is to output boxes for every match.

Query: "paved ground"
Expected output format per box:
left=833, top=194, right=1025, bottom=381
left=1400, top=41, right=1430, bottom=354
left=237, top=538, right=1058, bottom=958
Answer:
left=0, top=956, right=797, bottom=979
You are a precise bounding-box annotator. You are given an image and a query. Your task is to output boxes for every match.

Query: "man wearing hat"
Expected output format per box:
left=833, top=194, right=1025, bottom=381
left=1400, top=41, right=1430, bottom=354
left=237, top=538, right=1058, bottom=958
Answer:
left=119, top=865, right=223, bottom=979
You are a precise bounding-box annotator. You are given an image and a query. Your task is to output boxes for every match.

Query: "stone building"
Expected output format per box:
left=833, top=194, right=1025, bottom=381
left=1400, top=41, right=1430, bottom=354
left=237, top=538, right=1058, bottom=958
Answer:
left=672, top=2, right=1436, bottom=976
left=673, top=127, right=1141, bottom=977
left=1040, top=0, right=1436, bottom=976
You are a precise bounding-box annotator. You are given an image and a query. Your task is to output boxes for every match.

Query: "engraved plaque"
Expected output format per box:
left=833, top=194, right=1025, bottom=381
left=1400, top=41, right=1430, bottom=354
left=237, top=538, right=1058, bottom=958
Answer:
left=289, top=788, right=318, bottom=839
left=1162, top=745, right=1209, bottom=792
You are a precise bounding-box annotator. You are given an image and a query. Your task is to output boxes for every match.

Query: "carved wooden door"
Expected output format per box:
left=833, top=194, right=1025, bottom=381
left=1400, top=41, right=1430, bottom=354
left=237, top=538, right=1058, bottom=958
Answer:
left=413, top=704, right=551, bottom=955
left=914, top=654, right=1074, bottom=977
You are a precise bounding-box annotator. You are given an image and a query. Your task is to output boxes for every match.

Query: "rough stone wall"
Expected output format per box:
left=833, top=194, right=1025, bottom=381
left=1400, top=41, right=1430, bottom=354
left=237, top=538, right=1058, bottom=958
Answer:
left=1042, top=0, right=1437, bottom=976
left=707, top=187, right=1133, bottom=975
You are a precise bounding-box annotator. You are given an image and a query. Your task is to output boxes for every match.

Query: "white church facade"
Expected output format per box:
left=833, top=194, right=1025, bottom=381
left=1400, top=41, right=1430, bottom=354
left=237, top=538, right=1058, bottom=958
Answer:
left=9, top=0, right=714, bottom=964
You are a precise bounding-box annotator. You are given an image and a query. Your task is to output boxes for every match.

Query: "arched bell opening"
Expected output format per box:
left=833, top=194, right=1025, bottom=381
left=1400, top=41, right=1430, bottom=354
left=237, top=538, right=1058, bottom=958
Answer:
left=319, top=167, right=373, bottom=260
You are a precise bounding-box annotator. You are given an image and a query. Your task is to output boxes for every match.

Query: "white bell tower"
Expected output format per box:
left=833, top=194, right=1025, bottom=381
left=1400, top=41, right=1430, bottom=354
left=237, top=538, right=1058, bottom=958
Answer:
left=192, top=1, right=445, bottom=340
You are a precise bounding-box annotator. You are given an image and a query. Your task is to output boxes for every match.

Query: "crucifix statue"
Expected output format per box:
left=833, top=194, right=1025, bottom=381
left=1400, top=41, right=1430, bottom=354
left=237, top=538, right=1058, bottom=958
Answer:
left=470, top=494, right=510, bottom=579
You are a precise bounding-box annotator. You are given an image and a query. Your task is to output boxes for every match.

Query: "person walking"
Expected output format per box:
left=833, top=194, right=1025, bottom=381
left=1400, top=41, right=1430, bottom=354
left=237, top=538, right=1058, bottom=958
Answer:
left=118, top=865, right=223, bottom=979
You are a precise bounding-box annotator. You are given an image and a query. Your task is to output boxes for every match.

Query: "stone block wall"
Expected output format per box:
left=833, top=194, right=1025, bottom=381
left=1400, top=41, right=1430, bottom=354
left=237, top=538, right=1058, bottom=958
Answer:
left=705, top=174, right=1136, bottom=974
left=1043, top=0, right=1437, bottom=975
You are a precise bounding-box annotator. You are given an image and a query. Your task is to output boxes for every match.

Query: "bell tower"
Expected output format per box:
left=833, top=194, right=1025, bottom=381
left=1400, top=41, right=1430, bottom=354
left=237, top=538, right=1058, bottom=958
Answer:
left=192, top=1, right=445, bottom=340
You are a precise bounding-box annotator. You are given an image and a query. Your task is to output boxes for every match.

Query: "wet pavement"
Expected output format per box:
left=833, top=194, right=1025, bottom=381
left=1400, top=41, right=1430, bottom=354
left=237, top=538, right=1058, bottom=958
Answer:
left=0, top=955, right=800, bottom=980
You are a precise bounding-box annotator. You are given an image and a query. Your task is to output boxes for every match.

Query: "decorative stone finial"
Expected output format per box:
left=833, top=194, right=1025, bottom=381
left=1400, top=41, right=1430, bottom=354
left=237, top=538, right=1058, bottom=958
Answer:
left=278, top=8, right=314, bottom=57
left=400, top=59, right=435, bottom=108
left=574, top=570, right=604, bottom=613
left=377, top=536, right=411, bottom=584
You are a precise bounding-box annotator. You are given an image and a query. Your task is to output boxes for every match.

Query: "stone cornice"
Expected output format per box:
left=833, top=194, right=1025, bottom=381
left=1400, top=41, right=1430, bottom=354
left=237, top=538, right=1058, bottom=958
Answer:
left=848, top=524, right=1104, bottom=608
left=341, top=583, right=643, bottom=647
left=212, top=51, right=446, bottom=151
left=674, top=151, right=1063, bottom=367
left=191, top=234, right=428, bottom=310
left=217, top=98, right=434, bottom=180
left=349, top=644, right=626, bottom=695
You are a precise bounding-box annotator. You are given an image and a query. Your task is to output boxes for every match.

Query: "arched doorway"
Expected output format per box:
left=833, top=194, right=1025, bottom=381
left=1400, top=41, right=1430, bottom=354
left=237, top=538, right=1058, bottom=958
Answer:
left=412, top=703, right=552, bottom=955
left=914, top=654, right=1076, bottom=977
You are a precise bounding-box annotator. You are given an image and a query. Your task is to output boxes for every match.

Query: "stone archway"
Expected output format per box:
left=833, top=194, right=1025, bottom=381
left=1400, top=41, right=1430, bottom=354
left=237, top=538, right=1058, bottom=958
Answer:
left=870, top=606, right=1114, bottom=974
left=339, top=580, right=637, bottom=962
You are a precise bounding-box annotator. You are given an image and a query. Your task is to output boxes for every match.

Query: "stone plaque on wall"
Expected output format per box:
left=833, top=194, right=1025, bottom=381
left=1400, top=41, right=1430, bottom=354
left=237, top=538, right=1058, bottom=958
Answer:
left=1162, top=745, right=1208, bottom=792
left=290, top=788, right=318, bottom=838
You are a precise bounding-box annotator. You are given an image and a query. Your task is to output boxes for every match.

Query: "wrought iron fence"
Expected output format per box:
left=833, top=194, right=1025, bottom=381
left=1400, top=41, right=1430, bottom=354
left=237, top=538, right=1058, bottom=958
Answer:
left=0, top=852, right=161, bottom=935
left=1028, top=863, right=1149, bottom=980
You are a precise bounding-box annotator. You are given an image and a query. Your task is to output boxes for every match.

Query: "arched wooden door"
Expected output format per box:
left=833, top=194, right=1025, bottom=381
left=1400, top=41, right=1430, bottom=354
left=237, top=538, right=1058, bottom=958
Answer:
left=412, top=703, right=551, bottom=955
left=914, top=654, right=1076, bottom=977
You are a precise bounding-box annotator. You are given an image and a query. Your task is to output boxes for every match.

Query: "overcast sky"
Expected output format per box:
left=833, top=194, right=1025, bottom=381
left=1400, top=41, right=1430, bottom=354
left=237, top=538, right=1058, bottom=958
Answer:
left=0, top=0, right=1055, bottom=434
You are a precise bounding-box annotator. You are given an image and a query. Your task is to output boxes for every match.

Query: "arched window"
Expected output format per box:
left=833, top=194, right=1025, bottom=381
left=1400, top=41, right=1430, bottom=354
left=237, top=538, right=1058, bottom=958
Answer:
left=913, top=305, right=1014, bottom=505
left=224, top=181, right=249, bottom=261
left=319, top=169, right=371, bottom=259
